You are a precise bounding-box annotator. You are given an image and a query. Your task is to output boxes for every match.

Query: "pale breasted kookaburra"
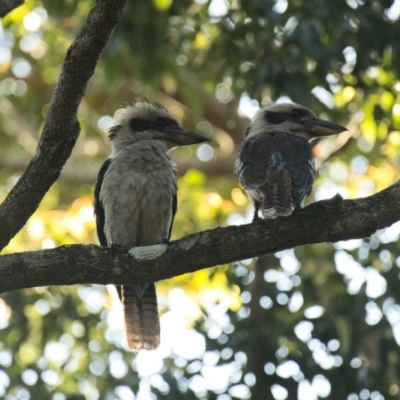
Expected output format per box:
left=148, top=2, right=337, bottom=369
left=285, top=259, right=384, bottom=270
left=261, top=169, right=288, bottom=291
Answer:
left=235, top=103, right=346, bottom=221
left=94, top=100, right=209, bottom=350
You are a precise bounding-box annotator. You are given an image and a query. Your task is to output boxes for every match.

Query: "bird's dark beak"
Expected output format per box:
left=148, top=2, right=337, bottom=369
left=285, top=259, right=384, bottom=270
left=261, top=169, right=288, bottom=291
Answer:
left=303, top=118, right=347, bottom=136
left=165, top=128, right=210, bottom=145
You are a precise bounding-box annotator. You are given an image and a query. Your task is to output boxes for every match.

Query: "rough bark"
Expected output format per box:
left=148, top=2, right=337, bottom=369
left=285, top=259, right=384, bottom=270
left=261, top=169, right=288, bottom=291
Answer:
left=0, top=0, right=127, bottom=251
left=1, top=181, right=399, bottom=294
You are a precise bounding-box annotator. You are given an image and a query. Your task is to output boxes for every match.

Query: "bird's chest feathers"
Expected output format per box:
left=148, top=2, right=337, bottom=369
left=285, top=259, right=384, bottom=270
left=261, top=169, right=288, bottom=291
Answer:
left=101, top=149, right=176, bottom=211
left=100, top=149, right=176, bottom=246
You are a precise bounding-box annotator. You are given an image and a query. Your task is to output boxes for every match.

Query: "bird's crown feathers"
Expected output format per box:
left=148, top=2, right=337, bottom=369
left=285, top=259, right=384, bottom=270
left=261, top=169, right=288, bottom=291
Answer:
left=246, top=102, right=317, bottom=138
left=108, top=99, right=180, bottom=140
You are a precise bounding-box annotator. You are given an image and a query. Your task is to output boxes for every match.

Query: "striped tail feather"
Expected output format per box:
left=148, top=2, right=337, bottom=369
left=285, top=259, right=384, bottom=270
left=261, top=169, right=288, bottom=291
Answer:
left=121, top=283, right=160, bottom=350
left=261, top=170, right=294, bottom=218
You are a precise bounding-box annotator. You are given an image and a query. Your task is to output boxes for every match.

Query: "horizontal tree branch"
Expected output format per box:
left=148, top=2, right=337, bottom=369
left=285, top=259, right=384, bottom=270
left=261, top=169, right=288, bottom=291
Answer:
left=1, top=181, right=399, bottom=294
left=0, top=0, right=127, bottom=251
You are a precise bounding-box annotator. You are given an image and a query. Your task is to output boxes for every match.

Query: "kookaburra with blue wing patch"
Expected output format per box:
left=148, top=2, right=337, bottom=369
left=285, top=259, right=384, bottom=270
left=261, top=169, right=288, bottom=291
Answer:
left=94, top=100, right=209, bottom=350
left=235, top=103, right=346, bottom=221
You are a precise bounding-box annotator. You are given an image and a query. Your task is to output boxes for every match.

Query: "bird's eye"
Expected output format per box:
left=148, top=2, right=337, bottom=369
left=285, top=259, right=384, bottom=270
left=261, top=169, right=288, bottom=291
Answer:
left=290, top=109, right=301, bottom=118
left=155, top=117, right=166, bottom=126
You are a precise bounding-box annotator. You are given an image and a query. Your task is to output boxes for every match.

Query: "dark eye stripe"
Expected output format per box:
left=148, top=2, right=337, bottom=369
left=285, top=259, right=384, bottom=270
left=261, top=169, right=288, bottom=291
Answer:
left=264, top=111, right=287, bottom=125
left=129, top=117, right=180, bottom=132
left=289, top=109, right=307, bottom=118
left=264, top=109, right=309, bottom=125
left=129, top=118, right=153, bottom=132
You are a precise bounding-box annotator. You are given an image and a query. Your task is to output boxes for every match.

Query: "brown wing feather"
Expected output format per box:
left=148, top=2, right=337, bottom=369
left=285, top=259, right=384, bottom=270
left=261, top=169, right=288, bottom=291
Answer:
left=167, top=187, right=177, bottom=241
left=94, top=158, right=112, bottom=246
left=261, top=169, right=293, bottom=215
left=235, top=133, right=275, bottom=189
left=236, top=132, right=316, bottom=215
left=273, top=134, right=315, bottom=207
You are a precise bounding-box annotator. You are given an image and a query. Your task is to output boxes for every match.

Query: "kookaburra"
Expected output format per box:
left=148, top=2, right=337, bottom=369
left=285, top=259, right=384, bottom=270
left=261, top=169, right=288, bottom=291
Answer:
left=94, top=100, right=208, bottom=350
left=235, top=103, right=346, bottom=221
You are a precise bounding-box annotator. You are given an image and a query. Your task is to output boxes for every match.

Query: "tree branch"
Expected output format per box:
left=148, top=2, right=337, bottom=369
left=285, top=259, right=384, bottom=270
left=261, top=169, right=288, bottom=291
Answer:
left=0, top=0, right=127, bottom=251
left=1, top=181, right=399, bottom=294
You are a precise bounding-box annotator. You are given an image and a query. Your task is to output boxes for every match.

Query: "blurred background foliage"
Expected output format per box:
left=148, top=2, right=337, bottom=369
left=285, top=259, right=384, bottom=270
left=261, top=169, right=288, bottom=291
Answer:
left=1, top=0, right=400, bottom=399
